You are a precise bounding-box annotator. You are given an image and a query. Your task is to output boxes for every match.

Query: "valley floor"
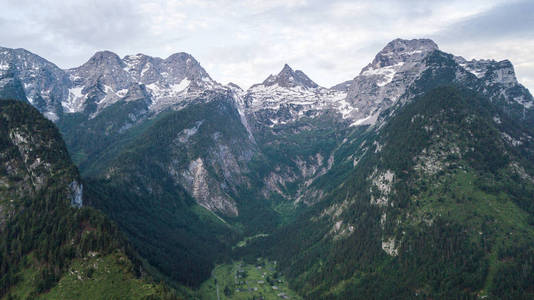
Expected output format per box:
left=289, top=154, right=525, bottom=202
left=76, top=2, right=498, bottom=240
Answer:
left=199, top=258, right=301, bottom=300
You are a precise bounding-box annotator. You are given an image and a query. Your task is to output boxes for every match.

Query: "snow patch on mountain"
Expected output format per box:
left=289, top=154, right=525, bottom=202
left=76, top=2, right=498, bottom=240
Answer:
left=64, top=50, right=221, bottom=117
left=171, top=78, right=190, bottom=93
left=62, top=87, right=86, bottom=113
left=243, top=64, right=358, bottom=126
left=244, top=81, right=350, bottom=124
left=361, top=62, right=404, bottom=87
left=350, top=114, right=375, bottom=127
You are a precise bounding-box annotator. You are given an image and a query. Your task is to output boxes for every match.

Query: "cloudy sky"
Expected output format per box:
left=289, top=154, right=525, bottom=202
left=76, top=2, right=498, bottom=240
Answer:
left=1, top=0, right=533, bottom=90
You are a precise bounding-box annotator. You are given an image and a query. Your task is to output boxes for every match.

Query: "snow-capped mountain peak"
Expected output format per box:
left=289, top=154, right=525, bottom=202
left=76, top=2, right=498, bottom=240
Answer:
left=242, top=40, right=443, bottom=127
left=454, top=56, right=532, bottom=109
left=338, top=39, right=442, bottom=125
left=262, top=64, right=319, bottom=89
left=62, top=50, right=221, bottom=115
left=0, top=46, right=70, bottom=121
left=69, top=50, right=131, bottom=89
left=122, top=53, right=161, bottom=83
left=365, top=38, right=438, bottom=70
left=455, top=56, right=518, bottom=85
left=243, top=64, right=347, bottom=126
left=1, top=38, right=532, bottom=128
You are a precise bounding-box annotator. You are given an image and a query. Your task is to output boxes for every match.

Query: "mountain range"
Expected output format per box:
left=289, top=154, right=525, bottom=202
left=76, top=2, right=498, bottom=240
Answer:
left=1, top=38, right=533, bottom=299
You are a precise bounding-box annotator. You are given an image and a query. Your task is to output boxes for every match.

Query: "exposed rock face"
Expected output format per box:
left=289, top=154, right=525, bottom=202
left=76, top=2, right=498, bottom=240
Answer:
left=70, top=51, right=130, bottom=91
left=0, top=71, right=27, bottom=102
left=242, top=64, right=347, bottom=129
left=1, top=110, right=78, bottom=197
left=2, top=38, right=533, bottom=220
left=381, top=236, right=399, bottom=256
left=178, top=158, right=238, bottom=216
left=0, top=100, right=81, bottom=228
left=455, top=56, right=534, bottom=115
left=262, top=64, right=318, bottom=89
left=66, top=51, right=220, bottom=116
left=367, top=39, right=439, bottom=70
left=455, top=56, right=517, bottom=84
left=369, top=169, right=395, bottom=207
left=165, top=100, right=256, bottom=216
left=0, top=47, right=70, bottom=121
left=0, top=47, right=220, bottom=122
left=343, top=39, right=439, bottom=124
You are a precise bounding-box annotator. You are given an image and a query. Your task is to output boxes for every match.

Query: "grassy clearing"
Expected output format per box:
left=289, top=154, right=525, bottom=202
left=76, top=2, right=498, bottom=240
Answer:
left=234, top=234, right=270, bottom=249
left=199, top=258, right=301, bottom=300
left=3, top=251, right=165, bottom=300
left=42, top=251, right=163, bottom=300
left=412, top=170, right=533, bottom=237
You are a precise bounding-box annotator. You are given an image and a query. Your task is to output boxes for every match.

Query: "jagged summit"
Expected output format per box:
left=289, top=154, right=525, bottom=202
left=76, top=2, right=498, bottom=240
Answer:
left=72, top=50, right=127, bottom=78
left=1, top=38, right=532, bottom=127
left=163, top=52, right=212, bottom=82
left=387, top=38, right=438, bottom=51
left=81, top=50, right=124, bottom=69
left=69, top=50, right=131, bottom=93
left=60, top=49, right=219, bottom=115
left=262, top=64, right=319, bottom=89
left=455, top=56, right=517, bottom=82
left=166, top=52, right=195, bottom=62
left=344, top=39, right=441, bottom=123
left=121, top=51, right=213, bottom=85
left=365, top=38, right=439, bottom=71
left=75, top=50, right=212, bottom=83
left=0, top=46, right=69, bottom=120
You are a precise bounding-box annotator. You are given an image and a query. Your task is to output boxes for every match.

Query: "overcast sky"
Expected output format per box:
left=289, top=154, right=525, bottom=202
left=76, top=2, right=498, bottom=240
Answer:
left=1, top=0, right=533, bottom=91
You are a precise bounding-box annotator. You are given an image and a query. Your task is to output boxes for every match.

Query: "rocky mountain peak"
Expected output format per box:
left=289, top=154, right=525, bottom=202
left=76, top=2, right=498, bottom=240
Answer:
left=365, top=38, right=439, bottom=71
left=486, top=60, right=517, bottom=85
left=65, top=50, right=133, bottom=111
left=83, top=50, right=125, bottom=69
left=263, top=64, right=319, bottom=89
left=341, top=39, right=441, bottom=125
left=454, top=56, right=519, bottom=86
left=166, top=52, right=194, bottom=62
left=0, top=46, right=69, bottom=121
left=165, top=53, right=208, bottom=76
left=71, top=50, right=128, bottom=84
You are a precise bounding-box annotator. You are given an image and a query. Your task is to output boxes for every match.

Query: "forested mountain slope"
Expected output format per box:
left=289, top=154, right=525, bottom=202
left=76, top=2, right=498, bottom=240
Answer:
left=253, top=86, right=534, bottom=299
left=0, top=100, right=175, bottom=299
left=83, top=91, right=247, bottom=287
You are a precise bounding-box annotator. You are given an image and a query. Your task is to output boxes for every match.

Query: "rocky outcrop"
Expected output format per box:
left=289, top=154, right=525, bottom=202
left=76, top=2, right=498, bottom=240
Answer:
left=0, top=100, right=82, bottom=228
left=0, top=47, right=70, bottom=121
left=262, top=64, right=319, bottom=89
